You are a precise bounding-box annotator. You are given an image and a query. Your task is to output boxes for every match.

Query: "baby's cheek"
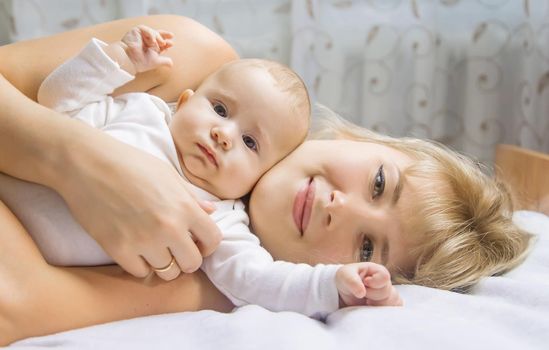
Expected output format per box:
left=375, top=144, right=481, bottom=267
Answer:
left=225, top=166, right=259, bottom=197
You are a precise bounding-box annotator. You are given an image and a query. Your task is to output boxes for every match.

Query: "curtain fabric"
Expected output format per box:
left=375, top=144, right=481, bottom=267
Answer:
left=4, top=0, right=549, bottom=164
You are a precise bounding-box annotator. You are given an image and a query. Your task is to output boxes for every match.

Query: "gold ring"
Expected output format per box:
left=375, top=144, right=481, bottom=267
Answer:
left=152, top=256, right=176, bottom=273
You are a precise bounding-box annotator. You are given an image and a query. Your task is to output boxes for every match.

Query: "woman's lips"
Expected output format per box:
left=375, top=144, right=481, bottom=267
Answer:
left=293, top=177, right=315, bottom=235
left=197, top=143, right=218, bottom=167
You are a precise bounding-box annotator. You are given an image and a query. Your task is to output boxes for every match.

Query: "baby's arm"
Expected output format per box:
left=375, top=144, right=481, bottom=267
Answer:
left=336, top=262, right=403, bottom=307
left=202, top=204, right=340, bottom=318
left=205, top=204, right=402, bottom=317
left=103, top=25, right=174, bottom=75
left=37, top=25, right=173, bottom=113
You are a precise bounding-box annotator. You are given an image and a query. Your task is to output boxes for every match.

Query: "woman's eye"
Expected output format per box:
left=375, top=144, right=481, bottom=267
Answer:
left=213, top=103, right=227, bottom=117
left=360, top=236, right=373, bottom=262
left=373, top=165, right=385, bottom=199
left=242, top=135, right=258, bottom=151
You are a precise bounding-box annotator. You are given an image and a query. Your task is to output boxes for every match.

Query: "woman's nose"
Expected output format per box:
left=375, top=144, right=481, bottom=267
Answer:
left=326, top=190, right=348, bottom=230
left=211, top=125, right=234, bottom=150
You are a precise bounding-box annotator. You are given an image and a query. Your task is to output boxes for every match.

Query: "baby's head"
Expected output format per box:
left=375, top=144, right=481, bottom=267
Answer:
left=170, top=58, right=310, bottom=199
left=310, top=108, right=533, bottom=291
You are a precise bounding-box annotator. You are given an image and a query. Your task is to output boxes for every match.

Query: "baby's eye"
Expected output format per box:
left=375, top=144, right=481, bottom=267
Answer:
left=360, top=236, right=373, bottom=262
left=242, top=135, right=258, bottom=151
left=373, top=165, right=385, bottom=199
left=213, top=103, right=227, bottom=118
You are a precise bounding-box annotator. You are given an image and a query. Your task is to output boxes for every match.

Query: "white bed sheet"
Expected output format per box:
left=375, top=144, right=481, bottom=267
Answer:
left=9, top=211, right=549, bottom=350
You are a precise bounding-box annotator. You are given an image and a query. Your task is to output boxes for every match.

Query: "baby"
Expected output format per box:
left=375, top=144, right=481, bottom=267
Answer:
left=30, top=26, right=400, bottom=317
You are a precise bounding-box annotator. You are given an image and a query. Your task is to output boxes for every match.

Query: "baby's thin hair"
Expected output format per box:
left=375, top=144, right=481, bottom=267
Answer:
left=219, top=58, right=311, bottom=124
left=310, top=104, right=534, bottom=291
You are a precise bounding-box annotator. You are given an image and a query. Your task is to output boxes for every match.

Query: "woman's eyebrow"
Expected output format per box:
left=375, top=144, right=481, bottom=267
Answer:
left=391, top=167, right=404, bottom=206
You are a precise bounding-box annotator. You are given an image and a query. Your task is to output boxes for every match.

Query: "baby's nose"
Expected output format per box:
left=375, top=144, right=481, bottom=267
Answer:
left=211, top=126, right=234, bottom=150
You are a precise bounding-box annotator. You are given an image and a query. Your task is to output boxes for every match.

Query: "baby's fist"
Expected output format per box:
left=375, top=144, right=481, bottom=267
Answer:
left=122, top=25, right=174, bottom=73
left=336, top=262, right=402, bottom=307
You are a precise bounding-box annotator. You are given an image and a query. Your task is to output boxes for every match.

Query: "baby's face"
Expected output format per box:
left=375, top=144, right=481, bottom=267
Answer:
left=170, top=66, right=308, bottom=199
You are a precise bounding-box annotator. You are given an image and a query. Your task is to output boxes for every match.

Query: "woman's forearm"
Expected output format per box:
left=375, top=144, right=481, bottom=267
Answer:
left=12, top=266, right=233, bottom=343
left=0, top=15, right=238, bottom=101
left=0, top=15, right=238, bottom=278
left=0, top=198, right=232, bottom=345
left=0, top=74, right=77, bottom=187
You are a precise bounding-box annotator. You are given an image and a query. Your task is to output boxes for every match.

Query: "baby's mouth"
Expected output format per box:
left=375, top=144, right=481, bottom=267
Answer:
left=197, top=143, right=218, bottom=167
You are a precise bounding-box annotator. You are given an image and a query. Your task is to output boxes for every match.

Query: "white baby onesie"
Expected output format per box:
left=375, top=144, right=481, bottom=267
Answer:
left=0, top=38, right=340, bottom=318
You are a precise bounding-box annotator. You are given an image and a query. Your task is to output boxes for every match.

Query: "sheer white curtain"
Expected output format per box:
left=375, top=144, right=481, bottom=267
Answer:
left=6, top=0, right=293, bottom=63
left=4, top=0, right=549, bottom=163
left=291, top=0, right=549, bottom=163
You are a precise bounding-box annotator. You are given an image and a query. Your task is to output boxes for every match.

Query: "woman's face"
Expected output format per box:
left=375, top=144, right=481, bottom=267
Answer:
left=249, top=139, right=422, bottom=275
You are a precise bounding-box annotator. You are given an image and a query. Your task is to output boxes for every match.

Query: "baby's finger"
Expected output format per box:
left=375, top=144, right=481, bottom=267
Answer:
left=156, top=56, right=174, bottom=68
left=158, top=30, right=175, bottom=39
left=341, top=271, right=367, bottom=298
left=155, top=33, right=166, bottom=47
left=364, top=282, right=393, bottom=301
left=159, top=40, right=173, bottom=53
left=367, top=287, right=403, bottom=306
left=364, top=268, right=390, bottom=289
left=140, top=26, right=159, bottom=51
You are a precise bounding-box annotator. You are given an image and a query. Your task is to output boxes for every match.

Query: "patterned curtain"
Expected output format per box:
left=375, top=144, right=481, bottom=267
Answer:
left=291, top=0, right=549, bottom=164
left=3, top=0, right=549, bottom=164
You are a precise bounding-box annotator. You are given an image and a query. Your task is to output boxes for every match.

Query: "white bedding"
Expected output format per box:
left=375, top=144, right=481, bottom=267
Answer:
left=10, top=211, right=549, bottom=350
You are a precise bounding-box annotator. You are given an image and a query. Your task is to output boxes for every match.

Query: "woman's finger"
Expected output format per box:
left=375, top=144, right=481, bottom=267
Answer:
left=169, top=233, right=204, bottom=273
left=154, top=263, right=181, bottom=281
left=188, top=213, right=223, bottom=258
left=151, top=251, right=182, bottom=281
left=111, top=250, right=151, bottom=278
left=144, top=247, right=181, bottom=281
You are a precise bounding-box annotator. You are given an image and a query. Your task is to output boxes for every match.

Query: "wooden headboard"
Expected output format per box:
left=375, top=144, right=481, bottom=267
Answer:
left=495, top=144, right=549, bottom=215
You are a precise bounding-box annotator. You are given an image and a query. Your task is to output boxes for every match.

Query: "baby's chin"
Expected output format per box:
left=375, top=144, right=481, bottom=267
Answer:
left=209, top=182, right=253, bottom=200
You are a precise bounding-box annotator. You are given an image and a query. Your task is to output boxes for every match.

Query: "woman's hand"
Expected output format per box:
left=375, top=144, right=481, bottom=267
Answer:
left=0, top=15, right=239, bottom=283
left=54, top=128, right=222, bottom=280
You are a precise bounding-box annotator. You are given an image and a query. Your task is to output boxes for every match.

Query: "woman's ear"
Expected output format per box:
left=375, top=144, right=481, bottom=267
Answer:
left=176, top=89, right=194, bottom=109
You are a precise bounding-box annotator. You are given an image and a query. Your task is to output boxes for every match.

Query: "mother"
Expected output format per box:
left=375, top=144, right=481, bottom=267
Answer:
left=0, top=16, right=531, bottom=345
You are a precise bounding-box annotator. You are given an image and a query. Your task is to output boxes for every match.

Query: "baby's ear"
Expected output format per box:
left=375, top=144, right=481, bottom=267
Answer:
left=176, top=89, right=194, bottom=109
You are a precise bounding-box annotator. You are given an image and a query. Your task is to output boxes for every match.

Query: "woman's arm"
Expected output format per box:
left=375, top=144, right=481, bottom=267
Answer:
left=0, top=15, right=239, bottom=278
left=0, top=15, right=238, bottom=101
left=0, top=199, right=232, bottom=345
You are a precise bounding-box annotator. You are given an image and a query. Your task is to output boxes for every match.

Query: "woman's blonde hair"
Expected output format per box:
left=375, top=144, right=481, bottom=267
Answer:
left=310, top=105, right=534, bottom=291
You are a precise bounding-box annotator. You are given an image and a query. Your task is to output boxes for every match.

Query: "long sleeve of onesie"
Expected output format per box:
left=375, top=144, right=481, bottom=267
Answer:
left=37, top=38, right=134, bottom=116
left=202, top=201, right=341, bottom=319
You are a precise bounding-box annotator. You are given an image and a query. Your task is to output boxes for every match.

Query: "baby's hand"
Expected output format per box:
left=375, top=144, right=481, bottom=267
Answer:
left=121, top=25, right=174, bottom=73
left=336, top=262, right=403, bottom=307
